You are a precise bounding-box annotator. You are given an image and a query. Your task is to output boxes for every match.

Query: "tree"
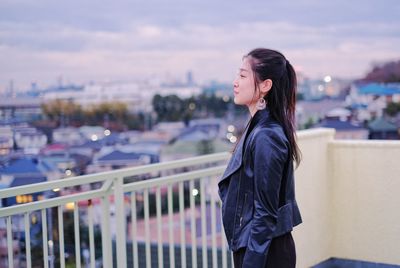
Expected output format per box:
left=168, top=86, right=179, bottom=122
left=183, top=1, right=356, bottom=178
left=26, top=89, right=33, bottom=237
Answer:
left=361, top=60, right=400, bottom=83
left=85, top=102, right=128, bottom=127
left=41, top=100, right=131, bottom=130
left=385, top=102, right=400, bottom=117
left=152, top=93, right=230, bottom=123
left=41, top=99, right=82, bottom=127
left=303, top=117, right=315, bottom=129
left=152, top=94, right=186, bottom=121
left=197, top=139, right=214, bottom=155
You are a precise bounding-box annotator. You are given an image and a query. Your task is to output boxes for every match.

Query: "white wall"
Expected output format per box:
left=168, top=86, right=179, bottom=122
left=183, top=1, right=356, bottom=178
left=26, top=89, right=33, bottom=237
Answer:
left=294, top=128, right=336, bottom=268
left=330, top=139, right=400, bottom=265
left=294, top=128, right=400, bottom=267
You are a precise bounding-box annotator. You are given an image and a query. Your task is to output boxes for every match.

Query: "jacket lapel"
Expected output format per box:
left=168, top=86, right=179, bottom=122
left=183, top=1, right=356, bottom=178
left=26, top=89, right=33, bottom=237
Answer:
left=218, top=108, right=273, bottom=185
left=218, top=121, right=250, bottom=184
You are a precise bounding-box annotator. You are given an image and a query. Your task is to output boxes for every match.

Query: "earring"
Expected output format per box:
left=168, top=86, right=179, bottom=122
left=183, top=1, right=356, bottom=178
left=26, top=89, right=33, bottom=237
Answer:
left=256, top=97, right=266, bottom=110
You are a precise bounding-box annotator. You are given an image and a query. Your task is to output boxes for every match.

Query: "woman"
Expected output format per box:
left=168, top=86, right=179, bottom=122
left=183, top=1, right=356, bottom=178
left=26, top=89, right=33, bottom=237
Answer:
left=218, top=48, right=302, bottom=268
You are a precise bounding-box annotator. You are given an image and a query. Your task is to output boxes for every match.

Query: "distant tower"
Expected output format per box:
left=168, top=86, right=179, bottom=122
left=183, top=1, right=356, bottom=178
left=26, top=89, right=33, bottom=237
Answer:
left=31, top=82, right=37, bottom=92
left=186, top=71, right=194, bottom=86
left=8, top=80, right=14, bottom=97
left=58, top=75, right=63, bottom=88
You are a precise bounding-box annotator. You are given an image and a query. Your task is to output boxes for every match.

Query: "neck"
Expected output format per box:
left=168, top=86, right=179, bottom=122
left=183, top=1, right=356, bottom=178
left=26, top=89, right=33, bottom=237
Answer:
left=247, top=103, right=258, bottom=117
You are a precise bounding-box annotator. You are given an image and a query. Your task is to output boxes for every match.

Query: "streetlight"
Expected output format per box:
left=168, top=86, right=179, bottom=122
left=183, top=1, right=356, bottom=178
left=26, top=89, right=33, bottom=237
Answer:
left=323, top=75, right=332, bottom=83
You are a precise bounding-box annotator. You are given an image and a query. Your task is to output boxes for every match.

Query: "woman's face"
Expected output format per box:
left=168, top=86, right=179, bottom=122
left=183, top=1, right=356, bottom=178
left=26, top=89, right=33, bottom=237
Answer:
left=233, top=57, right=258, bottom=107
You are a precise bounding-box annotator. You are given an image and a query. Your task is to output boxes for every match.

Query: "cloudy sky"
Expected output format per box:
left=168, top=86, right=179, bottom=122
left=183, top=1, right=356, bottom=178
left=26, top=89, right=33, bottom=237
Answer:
left=1, top=0, right=399, bottom=90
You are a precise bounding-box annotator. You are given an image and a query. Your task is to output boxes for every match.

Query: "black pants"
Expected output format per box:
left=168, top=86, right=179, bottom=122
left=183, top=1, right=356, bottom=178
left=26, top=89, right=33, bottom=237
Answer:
left=233, top=232, right=296, bottom=268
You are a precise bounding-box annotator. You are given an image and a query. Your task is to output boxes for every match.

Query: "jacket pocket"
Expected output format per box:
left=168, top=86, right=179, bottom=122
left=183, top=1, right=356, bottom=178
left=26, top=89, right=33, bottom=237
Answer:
left=239, top=192, right=248, bottom=227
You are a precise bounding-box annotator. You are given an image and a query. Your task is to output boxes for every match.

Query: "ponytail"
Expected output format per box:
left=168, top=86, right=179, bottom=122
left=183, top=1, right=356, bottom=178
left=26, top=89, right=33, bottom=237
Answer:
left=284, top=61, right=302, bottom=168
left=247, top=48, right=302, bottom=169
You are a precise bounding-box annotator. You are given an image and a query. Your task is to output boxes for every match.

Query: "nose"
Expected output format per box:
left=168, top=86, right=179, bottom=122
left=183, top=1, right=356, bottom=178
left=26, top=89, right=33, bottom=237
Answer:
left=233, top=77, right=238, bottom=88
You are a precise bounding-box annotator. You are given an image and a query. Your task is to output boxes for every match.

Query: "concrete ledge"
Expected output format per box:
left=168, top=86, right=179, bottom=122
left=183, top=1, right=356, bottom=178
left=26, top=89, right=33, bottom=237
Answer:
left=329, top=139, right=400, bottom=148
left=312, top=257, right=400, bottom=268
left=297, top=127, right=336, bottom=140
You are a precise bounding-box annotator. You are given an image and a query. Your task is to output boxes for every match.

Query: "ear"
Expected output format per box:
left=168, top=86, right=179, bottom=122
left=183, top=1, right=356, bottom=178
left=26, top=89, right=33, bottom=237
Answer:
left=259, top=79, right=272, bottom=97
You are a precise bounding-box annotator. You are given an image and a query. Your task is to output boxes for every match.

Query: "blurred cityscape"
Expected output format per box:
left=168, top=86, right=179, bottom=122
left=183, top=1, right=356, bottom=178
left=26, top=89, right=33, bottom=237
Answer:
left=1, top=60, right=400, bottom=187
left=1, top=59, right=400, bottom=266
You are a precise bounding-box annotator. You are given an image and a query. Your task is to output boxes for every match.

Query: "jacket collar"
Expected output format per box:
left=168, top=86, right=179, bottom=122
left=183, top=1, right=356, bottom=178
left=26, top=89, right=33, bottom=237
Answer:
left=218, top=107, right=273, bottom=185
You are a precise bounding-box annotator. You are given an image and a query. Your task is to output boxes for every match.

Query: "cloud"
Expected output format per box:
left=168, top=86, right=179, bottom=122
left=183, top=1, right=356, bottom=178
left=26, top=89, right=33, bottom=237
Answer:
left=0, top=1, right=400, bottom=90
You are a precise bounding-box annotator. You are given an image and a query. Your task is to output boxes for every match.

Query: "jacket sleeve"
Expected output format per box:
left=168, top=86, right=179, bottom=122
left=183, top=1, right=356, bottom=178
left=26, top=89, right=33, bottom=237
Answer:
left=242, top=128, right=288, bottom=267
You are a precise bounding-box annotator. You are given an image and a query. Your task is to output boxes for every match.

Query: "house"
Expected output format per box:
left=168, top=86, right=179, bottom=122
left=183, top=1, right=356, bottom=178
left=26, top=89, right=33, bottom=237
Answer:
left=119, top=130, right=142, bottom=144
left=296, top=99, right=346, bottom=129
left=52, top=127, right=83, bottom=145
left=176, top=128, right=212, bottom=142
left=0, top=157, right=58, bottom=206
left=368, top=117, right=399, bottom=140
left=346, top=83, right=400, bottom=121
left=153, top=122, right=185, bottom=138
left=100, top=132, right=126, bottom=146
left=188, top=118, right=226, bottom=138
left=325, top=107, right=352, bottom=121
left=313, top=119, right=369, bottom=139
left=41, top=143, right=94, bottom=176
left=79, top=126, right=106, bottom=141
left=0, top=126, right=13, bottom=155
left=122, top=142, right=163, bottom=163
left=13, top=126, right=47, bottom=153
left=86, top=148, right=152, bottom=174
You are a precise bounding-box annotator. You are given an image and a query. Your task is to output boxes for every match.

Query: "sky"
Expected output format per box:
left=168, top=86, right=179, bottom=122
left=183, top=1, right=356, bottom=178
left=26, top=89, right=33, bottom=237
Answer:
left=1, top=0, right=400, bottom=91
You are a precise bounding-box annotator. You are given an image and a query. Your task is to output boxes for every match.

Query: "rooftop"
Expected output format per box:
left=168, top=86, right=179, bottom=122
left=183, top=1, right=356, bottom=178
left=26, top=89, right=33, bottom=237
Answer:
left=0, top=128, right=399, bottom=268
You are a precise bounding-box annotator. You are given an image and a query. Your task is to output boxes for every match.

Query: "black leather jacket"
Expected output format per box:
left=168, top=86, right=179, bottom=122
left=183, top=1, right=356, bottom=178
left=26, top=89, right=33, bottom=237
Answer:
left=218, top=107, right=302, bottom=267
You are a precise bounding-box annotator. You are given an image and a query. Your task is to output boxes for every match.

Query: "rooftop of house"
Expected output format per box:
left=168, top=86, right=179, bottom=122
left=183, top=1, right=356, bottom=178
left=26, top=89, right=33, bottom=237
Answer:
left=97, top=150, right=142, bottom=162
left=314, top=119, right=367, bottom=131
left=358, top=83, right=400, bottom=96
left=10, top=176, right=47, bottom=187
left=368, top=117, right=398, bottom=131
left=0, top=157, right=58, bottom=175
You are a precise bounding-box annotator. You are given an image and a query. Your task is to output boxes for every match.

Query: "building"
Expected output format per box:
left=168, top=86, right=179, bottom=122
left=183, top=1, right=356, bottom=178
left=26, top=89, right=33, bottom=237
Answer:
left=41, top=82, right=202, bottom=113
left=52, top=127, right=83, bottom=145
left=296, top=99, right=346, bottom=129
left=0, top=97, right=43, bottom=124
left=368, top=117, right=399, bottom=140
left=346, top=83, right=400, bottom=121
left=313, top=119, right=369, bottom=139
left=0, top=126, right=13, bottom=155
left=0, top=157, right=59, bottom=206
left=13, top=126, right=47, bottom=153
left=86, top=147, right=153, bottom=174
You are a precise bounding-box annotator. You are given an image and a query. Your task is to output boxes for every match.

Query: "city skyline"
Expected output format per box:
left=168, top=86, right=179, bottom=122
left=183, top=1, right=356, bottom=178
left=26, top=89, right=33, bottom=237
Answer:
left=1, top=0, right=400, bottom=91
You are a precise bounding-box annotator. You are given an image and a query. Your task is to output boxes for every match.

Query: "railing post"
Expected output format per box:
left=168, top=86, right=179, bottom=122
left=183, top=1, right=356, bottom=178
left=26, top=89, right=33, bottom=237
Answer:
left=101, top=195, right=112, bottom=268
left=114, top=177, right=127, bottom=268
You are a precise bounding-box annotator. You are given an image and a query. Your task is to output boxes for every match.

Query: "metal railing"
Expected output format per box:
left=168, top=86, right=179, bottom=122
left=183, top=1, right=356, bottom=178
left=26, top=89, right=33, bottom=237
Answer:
left=0, top=152, right=233, bottom=268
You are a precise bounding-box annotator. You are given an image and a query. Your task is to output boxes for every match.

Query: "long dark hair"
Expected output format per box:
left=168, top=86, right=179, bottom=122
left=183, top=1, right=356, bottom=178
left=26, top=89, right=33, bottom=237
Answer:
left=247, top=48, right=302, bottom=168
